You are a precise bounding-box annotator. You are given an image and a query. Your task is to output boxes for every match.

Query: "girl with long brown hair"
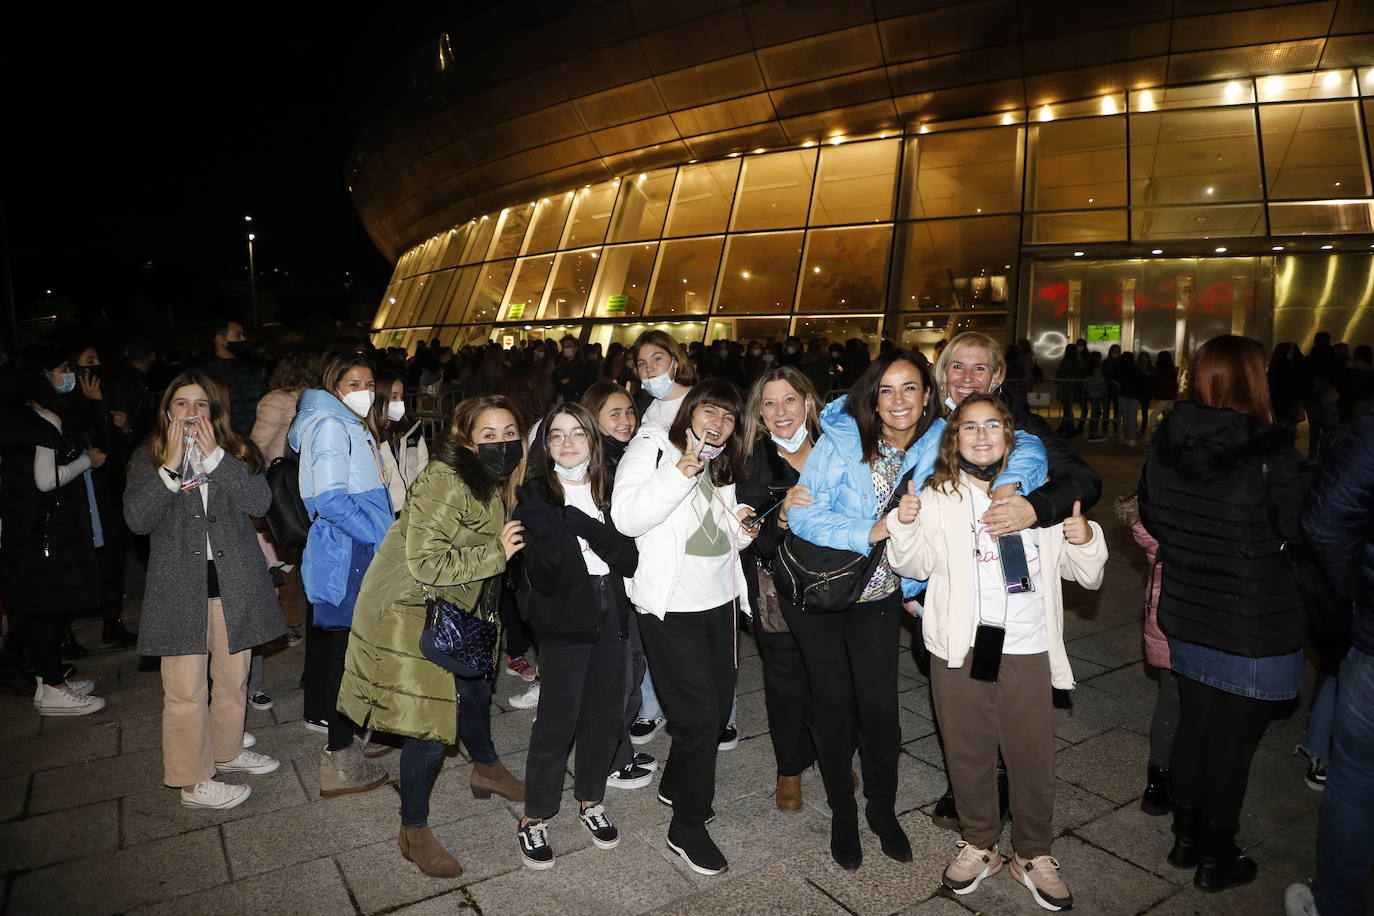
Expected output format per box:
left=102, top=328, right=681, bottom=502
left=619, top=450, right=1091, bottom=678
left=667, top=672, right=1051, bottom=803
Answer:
left=510, top=402, right=639, bottom=868
left=124, top=370, right=284, bottom=810
left=887, top=393, right=1105, bottom=910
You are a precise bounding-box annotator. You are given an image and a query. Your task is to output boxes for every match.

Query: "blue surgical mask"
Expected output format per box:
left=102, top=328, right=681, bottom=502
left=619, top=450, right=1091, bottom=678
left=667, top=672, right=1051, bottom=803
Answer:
left=642, top=372, right=674, bottom=400
left=771, top=424, right=810, bottom=454
left=554, top=458, right=591, bottom=482
left=53, top=372, right=76, bottom=394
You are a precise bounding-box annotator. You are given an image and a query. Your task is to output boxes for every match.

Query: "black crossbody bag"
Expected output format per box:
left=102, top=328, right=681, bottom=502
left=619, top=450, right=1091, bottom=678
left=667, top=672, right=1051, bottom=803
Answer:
left=773, top=466, right=916, bottom=613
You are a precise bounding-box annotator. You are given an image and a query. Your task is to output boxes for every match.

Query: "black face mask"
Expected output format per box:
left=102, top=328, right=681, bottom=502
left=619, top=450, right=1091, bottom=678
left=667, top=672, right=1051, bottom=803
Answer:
left=476, top=440, right=522, bottom=480
left=226, top=340, right=251, bottom=359
left=958, top=455, right=1004, bottom=482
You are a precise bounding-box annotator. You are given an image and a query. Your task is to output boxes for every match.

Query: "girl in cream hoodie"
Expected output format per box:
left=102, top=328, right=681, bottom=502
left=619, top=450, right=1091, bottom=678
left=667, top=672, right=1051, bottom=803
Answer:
left=887, top=393, right=1107, bottom=913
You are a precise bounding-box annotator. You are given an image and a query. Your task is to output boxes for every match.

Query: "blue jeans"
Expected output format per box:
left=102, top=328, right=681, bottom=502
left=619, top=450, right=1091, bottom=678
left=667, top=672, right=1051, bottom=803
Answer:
left=1313, top=648, right=1374, bottom=916
left=1299, top=674, right=1338, bottom=765
left=639, top=666, right=738, bottom=728
left=398, top=674, right=498, bottom=826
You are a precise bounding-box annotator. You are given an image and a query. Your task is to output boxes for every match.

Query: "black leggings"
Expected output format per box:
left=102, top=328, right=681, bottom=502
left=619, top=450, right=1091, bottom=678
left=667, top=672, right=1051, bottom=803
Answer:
left=1170, top=673, right=1274, bottom=830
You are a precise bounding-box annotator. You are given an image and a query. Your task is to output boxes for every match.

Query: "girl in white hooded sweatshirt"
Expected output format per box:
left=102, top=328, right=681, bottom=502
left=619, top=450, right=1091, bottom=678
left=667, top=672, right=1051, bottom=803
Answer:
left=887, top=393, right=1107, bottom=913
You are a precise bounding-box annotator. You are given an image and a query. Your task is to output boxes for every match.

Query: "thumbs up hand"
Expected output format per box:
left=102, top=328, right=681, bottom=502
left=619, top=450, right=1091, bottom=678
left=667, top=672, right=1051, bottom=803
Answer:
left=1063, top=501, right=1091, bottom=545
left=897, top=479, right=922, bottom=524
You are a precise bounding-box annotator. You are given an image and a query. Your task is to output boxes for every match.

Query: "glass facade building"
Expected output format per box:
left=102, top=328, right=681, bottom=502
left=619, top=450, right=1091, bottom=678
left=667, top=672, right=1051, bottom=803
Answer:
left=372, top=67, right=1374, bottom=359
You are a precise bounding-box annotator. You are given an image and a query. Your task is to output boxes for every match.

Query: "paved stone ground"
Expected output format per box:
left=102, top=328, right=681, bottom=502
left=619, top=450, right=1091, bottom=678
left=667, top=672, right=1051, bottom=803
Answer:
left=0, top=441, right=1330, bottom=915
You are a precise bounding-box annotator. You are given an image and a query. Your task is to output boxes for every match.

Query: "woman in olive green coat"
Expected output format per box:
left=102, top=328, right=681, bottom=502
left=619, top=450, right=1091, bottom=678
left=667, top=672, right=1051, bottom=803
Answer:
left=339, top=395, right=529, bottom=878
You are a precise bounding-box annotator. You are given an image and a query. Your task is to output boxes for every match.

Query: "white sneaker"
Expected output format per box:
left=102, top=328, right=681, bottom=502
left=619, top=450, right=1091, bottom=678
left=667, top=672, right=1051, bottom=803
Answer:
left=34, top=680, right=106, bottom=717
left=32, top=678, right=94, bottom=708
left=509, top=681, right=540, bottom=710
left=242, top=731, right=256, bottom=749
left=181, top=779, right=251, bottom=809
left=216, top=749, right=280, bottom=775
left=1283, top=882, right=1317, bottom=916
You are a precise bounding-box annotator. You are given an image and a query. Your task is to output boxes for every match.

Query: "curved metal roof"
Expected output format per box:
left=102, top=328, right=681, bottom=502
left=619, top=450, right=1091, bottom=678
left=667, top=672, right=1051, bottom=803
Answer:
left=346, top=0, right=1374, bottom=260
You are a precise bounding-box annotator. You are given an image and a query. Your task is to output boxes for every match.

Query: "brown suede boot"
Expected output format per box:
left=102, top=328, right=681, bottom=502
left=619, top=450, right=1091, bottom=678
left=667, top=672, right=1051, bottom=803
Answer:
left=471, top=760, right=524, bottom=801
left=399, top=825, right=463, bottom=877
left=776, top=774, right=803, bottom=812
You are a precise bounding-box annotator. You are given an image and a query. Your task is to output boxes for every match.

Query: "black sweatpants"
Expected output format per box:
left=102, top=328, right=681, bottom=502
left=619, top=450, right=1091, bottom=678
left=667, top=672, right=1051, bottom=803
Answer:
left=784, top=593, right=903, bottom=816
left=638, top=601, right=737, bottom=831
left=757, top=628, right=816, bottom=777
left=304, top=604, right=353, bottom=751
left=1170, top=673, right=1274, bottom=830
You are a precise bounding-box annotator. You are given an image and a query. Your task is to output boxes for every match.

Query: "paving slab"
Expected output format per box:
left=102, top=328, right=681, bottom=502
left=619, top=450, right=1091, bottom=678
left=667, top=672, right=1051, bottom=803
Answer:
left=8, top=825, right=227, bottom=915
left=28, top=745, right=163, bottom=814
left=1064, top=621, right=1147, bottom=670
left=0, top=773, right=28, bottom=823
left=128, top=856, right=354, bottom=916
left=0, top=716, right=118, bottom=780
left=0, top=797, right=118, bottom=872
left=1056, top=726, right=1152, bottom=804
left=122, top=759, right=312, bottom=847
left=959, top=834, right=1173, bottom=915
left=649, top=861, right=849, bottom=915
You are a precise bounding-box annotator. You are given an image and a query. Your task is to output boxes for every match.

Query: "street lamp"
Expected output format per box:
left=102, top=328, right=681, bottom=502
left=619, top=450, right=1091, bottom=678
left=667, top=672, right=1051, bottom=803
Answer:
left=246, top=231, right=258, bottom=327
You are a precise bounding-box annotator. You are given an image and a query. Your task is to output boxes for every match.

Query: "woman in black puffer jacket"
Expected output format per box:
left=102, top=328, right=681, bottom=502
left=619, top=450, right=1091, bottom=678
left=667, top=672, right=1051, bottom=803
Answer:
left=1138, top=335, right=1307, bottom=895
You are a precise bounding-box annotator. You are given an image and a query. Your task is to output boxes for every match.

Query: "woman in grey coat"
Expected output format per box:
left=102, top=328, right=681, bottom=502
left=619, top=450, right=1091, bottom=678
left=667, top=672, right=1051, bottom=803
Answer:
left=124, top=370, right=285, bottom=811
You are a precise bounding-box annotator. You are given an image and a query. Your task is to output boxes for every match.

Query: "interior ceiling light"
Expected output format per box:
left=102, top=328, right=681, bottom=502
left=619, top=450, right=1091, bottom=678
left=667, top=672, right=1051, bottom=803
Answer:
left=1073, top=251, right=1085, bottom=257
left=1264, top=76, right=1284, bottom=95
left=1151, top=249, right=1163, bottom=255
left=1272, top=245, right=1285, bottom=251
left=1000, top=113, right=1014, bottom=125
left=1100, top=96, right=1117, bottom=115
left=1137, top=90, right=1156, bottom=111
left=918, top=124, right=929, bottom=134
left=1223, top=81, right=1243, bottom=101
left=1322, top=71, right=1342, bottom=88
left=1215, top=247, right=1228, bottom=253
left=1038, top=105, right=1053, bottom=121
left=1321, top=244, right=1334, bottom=250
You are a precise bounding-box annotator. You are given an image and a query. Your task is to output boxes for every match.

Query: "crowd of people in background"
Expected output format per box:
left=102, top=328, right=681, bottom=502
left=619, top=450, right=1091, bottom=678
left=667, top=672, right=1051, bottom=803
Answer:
left=0, top=315, right=1370, bottom=914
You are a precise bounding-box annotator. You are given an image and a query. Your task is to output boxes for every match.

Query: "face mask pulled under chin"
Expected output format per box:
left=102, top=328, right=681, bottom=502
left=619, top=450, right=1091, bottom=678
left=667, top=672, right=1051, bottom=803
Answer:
left=553, top=457, right=591, bottom=482
left=641, top=371, right=674, bottom=399
left=340, top=389, right=375, bottom=417
left=476, top=440, right=523, bottom=479
left=771, top=423, right=809, bottom=454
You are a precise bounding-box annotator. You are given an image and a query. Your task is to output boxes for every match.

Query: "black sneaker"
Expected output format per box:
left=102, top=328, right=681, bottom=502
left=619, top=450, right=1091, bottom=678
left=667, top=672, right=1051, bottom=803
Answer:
left=629, top=716, right=665, bottom=745
left=579, top=804, right=621, bottom=849
left=517, top=820, right=554, bottom=870
left=656, top=790, right=715, bottom=824
left=606, top=764, right=653, bottom=789
left=1305, top=758, right=1327, bottom=791
left=667, top=825, right=728, bottom=876
left=303, top=717, right=328, bottom=733
left=931, top=789, right=960, bottom=831
left=632, top=751, right=657, bottom=772
left=717, top=725, right=739, bottom=750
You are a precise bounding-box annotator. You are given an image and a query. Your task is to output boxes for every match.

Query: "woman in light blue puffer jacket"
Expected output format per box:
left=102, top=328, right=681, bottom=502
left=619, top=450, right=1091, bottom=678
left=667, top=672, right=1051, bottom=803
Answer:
left=785, top=349, right=1047, bottom=872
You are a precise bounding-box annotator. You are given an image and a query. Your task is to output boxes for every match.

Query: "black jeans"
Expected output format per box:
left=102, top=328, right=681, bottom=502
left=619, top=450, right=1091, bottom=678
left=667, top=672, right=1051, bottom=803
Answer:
left=784, top=593, right=903, bottom=817
left=1170, top=673, right=1274, bottom=830
left=757, top=627, right=816, bottom=777
left=525, top=577, right=627, bottom=819
left=638, top=601, right=737, bottom=830
left=6, top=609, right=65, bottom=684
left=304, top=605, right=353, bottom=751
left=609, top=608, right=646, bottom=773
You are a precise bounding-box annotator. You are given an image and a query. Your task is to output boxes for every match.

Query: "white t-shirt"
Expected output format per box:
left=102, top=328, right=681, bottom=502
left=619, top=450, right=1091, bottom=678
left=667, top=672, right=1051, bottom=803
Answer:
left=968, top=485, right=1048, bottom=655
left=562, top=480, right=611, bottom=576
left=641, top=392, right=685, bottom=431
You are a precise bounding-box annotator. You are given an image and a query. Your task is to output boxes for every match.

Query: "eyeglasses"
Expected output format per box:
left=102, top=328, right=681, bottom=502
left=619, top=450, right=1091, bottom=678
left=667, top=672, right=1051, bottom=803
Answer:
left=958, top=420, right=1004, bottom=435
left=546, top=429, right=589, bottom=446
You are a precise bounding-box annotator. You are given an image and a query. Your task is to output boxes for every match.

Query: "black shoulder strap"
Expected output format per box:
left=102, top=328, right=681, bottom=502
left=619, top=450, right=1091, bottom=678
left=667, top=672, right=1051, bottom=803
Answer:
left=655, top=448, right=663, bottom=468
left=881, top=465, right=919, bottom=516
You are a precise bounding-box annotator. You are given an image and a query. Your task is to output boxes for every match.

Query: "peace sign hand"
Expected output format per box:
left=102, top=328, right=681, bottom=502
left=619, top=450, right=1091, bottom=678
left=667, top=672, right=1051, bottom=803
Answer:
left=676, top=429, right=706, bottom=478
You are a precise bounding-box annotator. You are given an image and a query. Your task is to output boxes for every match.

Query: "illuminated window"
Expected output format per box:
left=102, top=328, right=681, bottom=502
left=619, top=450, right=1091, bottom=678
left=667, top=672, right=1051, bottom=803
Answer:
left=714, top=232, right=804, bottom=314
left=608, top=169, right=676, bottom=242
left=539, top=248, right=601, bottom=320
left=525, top=195, right=575, bottom=255
left=1130, top=109, right=1261, bottom=205
left=1260, top=101, right=1371, bottom=199
left=646, top=237, right=725, bottom=316
left=588, top=243, right=657, bottom=317
left=907, top=127, right=1023, bottom=219
left=1031, top=117, right=1127, bottom=211
left=463, top=261, right=515, bottom=324
left=810, top=139, right=899, bottom=225
left=897, top=217, right=1018, bottom=310
left=664, top=160, right=741, bottom=237
left=563, top=181, right=619, bottom=248
left=797, top=226, right=892, bottom=312
left=490, top=205, right=535, bottom=259
left=730, top=150, right=817, bottom=232
left=501, top=256, right=556, bottom=321
left=460, top=215, right=499, bottom=264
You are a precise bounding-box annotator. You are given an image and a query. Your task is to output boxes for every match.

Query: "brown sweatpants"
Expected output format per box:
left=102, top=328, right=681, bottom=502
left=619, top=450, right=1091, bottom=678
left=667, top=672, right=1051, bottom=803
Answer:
left=161, top=599, right=250, bottom=788
left=931, top=651, right=1056, bottom=857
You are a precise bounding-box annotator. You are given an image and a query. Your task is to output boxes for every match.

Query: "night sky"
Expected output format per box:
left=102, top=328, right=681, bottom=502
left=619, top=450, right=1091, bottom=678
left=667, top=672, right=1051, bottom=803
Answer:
left=2, top=10, right=457, bottom=348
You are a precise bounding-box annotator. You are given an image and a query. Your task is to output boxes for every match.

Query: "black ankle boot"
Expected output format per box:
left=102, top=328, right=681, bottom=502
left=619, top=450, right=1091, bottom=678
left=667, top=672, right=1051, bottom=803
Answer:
left=830, top=811, right=862, bottom=871
left=865, top=802, right=912, bottom=862
left=931, top=787, right=960, bottom=830
left=1140, top=765, right=1171, bottom=816
left=1194, top=825, right=1258, bottom=892
left=1168, top=804, right=1202, bottom=868
left=102, top=619, right=138, bottom=648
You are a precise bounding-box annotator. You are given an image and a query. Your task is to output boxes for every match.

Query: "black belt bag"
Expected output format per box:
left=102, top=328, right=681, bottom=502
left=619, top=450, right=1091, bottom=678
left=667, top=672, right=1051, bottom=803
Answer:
left=773, top=467, right=916, bottom=613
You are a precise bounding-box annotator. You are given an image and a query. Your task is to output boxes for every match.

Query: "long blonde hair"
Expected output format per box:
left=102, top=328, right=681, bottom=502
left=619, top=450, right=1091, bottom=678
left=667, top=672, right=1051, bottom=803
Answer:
left=148, top=371, right=265, bottom=473
left=926, top=394, right=1015, bottom=498
left=450, top=395, right=527, bottom=511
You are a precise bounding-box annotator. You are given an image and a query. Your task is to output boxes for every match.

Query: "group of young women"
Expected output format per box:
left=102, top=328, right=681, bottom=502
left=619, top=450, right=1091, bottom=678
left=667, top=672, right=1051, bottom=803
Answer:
left=52, top=324, right=1121, bottom=911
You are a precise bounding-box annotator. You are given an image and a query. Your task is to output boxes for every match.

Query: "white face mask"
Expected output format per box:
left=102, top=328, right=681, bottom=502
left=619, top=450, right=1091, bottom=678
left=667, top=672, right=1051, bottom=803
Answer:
left=699, top=442, right=724, bottom=461
left=341, top=389, right=375, bottom=417
left=771, top=424, right=810, bottom=454
left=642, top=371, right=674, bottom=399
left=553, top=458, right=591, bottom=482
left=386, top=401, right=405, bottom=422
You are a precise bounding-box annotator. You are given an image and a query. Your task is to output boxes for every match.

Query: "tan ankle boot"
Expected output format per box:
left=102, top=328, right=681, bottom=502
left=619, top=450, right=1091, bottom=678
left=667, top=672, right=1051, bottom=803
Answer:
left=776, top=774, right=803, bottom=812
left=399, top=825, right=463, bottom=877
left=319, top=745, right=389, bottom=798
left=470, top=760, right=524, bottom=801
